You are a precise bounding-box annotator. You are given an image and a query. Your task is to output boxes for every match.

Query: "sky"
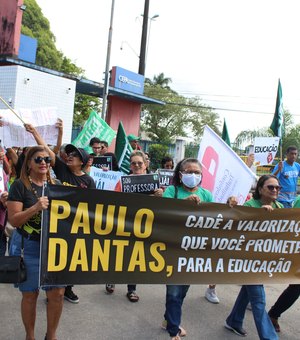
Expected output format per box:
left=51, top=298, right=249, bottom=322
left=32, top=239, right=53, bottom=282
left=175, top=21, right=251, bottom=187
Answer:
left=36, top=0, right=300, bottom=141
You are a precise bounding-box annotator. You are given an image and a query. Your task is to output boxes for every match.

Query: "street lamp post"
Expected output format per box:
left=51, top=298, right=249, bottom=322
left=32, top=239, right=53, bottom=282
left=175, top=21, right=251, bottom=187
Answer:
left=101, top=0, right=115, bottom=121
left=145, top=14, right=159, bottom=67
left=138, top=0, right=149, bottom=75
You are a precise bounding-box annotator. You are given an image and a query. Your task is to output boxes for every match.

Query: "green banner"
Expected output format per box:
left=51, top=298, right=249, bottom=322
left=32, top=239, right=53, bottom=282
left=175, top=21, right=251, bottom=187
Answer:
left=114, top=121, right=133, bottom=174
left=72, top=111, right=116, bottom=152
left=40, top=186, right=300, bottom=286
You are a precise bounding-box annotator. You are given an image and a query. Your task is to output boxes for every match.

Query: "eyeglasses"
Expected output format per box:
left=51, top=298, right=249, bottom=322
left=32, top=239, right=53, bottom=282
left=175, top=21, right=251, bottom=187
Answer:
left=266, top=185, right=282, bottom=191
left=131, top=161, right=144, bottom=167
left=68, top=151, right=80, bottom=158
left=33, top=156, right=52, bottom=164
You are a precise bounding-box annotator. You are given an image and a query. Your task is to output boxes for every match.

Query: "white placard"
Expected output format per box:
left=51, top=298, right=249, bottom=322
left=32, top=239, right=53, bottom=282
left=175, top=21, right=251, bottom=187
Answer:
left=0, top=107, right=58, bottom=147
left=90, top=167, right=123, bottom=191
left=198, top=126, right=256, bottom=204
left=254, top=137, right=280, bottom=166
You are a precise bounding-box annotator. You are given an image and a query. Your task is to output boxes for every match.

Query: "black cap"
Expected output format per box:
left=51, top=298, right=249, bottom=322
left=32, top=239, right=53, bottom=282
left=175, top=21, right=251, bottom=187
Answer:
left=65, top=144, right=90, bottom=168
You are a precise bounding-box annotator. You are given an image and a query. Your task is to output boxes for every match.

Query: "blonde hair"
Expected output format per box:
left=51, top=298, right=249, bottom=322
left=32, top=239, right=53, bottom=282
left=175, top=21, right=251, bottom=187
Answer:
left=20, top=146, right=55, bottom=189
left=130, top=150, right=147, bottom=164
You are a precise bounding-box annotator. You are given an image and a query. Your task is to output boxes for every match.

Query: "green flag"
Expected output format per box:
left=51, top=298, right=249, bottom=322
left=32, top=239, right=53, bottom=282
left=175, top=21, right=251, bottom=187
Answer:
left=221, top=119, right=231, bottom=146
left=114, top=122, right=133, bottom=174
left=270, top=79, right=284, bottom=138
left=72, top=111, right=116, bottom=153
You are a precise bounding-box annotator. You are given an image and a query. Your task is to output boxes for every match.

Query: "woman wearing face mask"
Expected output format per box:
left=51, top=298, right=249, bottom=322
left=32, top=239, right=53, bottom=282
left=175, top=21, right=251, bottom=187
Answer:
left=162, top=158, right=213, bottom=340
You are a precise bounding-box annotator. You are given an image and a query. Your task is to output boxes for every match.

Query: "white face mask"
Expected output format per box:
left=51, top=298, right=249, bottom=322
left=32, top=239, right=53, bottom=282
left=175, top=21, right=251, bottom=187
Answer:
left=181, top=173, right=202, bottom=188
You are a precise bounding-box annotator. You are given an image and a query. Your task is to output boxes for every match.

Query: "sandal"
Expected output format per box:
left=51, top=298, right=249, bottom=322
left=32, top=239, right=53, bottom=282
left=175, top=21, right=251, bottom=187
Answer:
left=126, top=291, right=139, bottom=302
left=105, top=284, right=115, bottom=294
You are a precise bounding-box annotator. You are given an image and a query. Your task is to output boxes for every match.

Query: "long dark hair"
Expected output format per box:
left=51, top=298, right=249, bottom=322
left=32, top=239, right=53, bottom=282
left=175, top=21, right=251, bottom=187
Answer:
left=253, top=174, right=279, bottom=200
left=172, top=158, right=201, bottom=187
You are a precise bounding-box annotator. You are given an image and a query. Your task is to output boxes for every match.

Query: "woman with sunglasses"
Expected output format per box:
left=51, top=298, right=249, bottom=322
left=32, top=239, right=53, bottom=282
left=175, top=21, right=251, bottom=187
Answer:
left=162, top=158, right=213, bottom=340
left=7, top=146, right=65, bottom=340
left=25, top=123, right=95, bottom=304
left=225, top=175, right=281, bottom=340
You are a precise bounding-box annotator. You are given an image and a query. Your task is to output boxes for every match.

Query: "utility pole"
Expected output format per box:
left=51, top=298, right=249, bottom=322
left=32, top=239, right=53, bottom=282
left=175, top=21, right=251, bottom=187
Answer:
left=101, top=0, right=115, bottom=120
left=138, top=0, right=149, bottom=75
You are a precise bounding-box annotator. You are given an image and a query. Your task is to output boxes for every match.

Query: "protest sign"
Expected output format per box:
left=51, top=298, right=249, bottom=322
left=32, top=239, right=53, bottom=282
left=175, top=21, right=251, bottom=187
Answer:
left=198, top=126, right=256, bottom=204
left=72, top=111, right=116, bottom=153
left=0, top=107, right=58, bottom=147
left=89, top=168, right=122, bottom=190
left=121, top=174, right=160, bottom=194
left=254, top=137, right=280, bottom=165
left=40, top=186, right=300, bottom=285
left=92, top=156, right=112, bottom=170
left=157, top=169, right=174, bottom=188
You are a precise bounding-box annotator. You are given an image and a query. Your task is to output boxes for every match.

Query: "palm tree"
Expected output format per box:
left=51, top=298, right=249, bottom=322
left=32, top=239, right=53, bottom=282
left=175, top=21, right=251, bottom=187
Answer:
left=145, top=72, right=172, bottom=89
left=235, top=128, right=273, bottom=150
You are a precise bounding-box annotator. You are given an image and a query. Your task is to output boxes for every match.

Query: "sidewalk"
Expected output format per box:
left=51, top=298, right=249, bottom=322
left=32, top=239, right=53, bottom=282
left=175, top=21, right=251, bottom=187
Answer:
left=0, top=283, right=299, bottom=339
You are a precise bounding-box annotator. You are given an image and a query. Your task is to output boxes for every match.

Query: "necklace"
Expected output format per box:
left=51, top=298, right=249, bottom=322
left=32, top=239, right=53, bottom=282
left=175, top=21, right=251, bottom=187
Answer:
left=28, top=176, right=47, bottom=200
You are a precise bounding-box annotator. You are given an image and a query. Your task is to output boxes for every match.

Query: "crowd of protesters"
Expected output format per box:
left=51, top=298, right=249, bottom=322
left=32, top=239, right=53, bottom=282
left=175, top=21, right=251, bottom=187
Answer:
left=0, top=118, right=299, bottom=340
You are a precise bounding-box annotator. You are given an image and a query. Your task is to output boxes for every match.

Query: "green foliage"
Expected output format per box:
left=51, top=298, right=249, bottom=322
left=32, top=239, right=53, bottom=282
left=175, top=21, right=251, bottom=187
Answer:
left=234, top=128, right=273, bottom=150
left=145, top=73, right=173, bottom=90
left=184, top=143, right=199, bottom=158
left=234, top=110, right=300, bottom=159
left=73, top=94, right=102, bottom=128
left=148, top=144, right=169, bottom=171
left=142, top=75, right=221, bottom=143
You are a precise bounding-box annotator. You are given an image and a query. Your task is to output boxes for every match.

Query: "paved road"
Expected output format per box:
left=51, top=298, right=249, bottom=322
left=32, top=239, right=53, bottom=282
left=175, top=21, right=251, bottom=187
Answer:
left=0, top=283, right=299, bottom=340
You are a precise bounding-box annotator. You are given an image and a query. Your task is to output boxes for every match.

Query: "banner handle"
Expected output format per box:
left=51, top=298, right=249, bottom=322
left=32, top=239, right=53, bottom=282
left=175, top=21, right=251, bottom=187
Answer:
left=0, top=96, right=26, bottom=124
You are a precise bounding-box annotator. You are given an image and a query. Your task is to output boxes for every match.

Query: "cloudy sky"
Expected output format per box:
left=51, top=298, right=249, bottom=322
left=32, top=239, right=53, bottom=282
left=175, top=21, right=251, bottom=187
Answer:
left=36, top=0, right=300, bottom=140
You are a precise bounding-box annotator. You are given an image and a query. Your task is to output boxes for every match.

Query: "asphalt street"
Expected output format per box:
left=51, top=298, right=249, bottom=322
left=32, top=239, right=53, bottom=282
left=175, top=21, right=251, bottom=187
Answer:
left=0, top=283, right=299, bottom=340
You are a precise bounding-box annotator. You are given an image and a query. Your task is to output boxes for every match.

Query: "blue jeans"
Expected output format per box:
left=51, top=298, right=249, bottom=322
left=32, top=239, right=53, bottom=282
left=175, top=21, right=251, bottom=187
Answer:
left=226, top=285, right=278, bottom=340
left=9, top=230, right=64, bottom=292
left=164, top=285, right=190, bottom=337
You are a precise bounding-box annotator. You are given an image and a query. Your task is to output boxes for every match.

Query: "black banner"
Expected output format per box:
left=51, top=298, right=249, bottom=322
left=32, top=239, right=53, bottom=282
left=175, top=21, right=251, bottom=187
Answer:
left=92, top=156, right=112, bottom=170
left=40, top=186, right=300, bottom=286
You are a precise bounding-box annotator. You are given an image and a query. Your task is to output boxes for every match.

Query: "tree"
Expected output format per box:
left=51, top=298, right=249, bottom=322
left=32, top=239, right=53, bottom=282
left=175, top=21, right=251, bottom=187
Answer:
left=73, top=94, right=102, bottom=127
left=142, top=77, right=220, bottom=143
left=234, top=109, right=298, bottom=157
left=234, top=128, right=273, bottom=150
left=145, top=72, right=173, bottom=90
left=148, top=144, right=169, bottom=171
left=22, top=0, right=100, bottom=127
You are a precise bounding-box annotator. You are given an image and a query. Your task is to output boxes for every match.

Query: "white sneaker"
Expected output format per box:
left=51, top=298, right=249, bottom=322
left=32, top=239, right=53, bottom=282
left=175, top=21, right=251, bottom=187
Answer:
left=205, top=287, right=220, bottom=304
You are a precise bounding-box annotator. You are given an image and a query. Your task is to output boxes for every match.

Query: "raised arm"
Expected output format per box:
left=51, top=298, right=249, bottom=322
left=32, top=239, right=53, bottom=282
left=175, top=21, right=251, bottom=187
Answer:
left=24, top=123, right=56, bottom=166
left=52, top=118, right=63, bottom=154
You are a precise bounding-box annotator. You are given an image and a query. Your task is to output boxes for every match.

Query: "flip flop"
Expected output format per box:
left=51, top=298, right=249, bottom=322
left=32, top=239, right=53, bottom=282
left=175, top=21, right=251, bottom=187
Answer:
left=126, top=291, right=139, bottom=302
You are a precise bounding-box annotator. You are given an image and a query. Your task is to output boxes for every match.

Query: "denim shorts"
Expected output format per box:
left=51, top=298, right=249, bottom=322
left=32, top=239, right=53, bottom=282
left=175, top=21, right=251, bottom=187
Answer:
left=9, top=230, right=64, bottom=292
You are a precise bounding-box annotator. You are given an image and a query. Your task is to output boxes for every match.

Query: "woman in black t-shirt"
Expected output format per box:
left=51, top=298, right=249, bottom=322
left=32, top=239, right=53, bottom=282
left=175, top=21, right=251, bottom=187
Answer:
left=7, top=146, right=64, bottom=340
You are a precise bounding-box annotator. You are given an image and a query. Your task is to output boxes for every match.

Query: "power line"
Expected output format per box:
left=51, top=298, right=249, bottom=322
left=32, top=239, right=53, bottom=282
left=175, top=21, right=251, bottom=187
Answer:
left=162, top=101, right=300, bottom=116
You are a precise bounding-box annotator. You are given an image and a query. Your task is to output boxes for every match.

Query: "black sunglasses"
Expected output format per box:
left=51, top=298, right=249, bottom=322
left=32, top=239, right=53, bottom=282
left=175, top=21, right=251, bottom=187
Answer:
left=266, top=185, right=282, bottom=191
left=33, top=156, right=52, bottom=164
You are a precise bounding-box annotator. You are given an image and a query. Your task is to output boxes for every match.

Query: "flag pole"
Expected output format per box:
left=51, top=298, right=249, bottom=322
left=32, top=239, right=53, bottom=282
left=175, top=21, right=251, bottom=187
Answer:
left=0, top=96, right=25, bottom=124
